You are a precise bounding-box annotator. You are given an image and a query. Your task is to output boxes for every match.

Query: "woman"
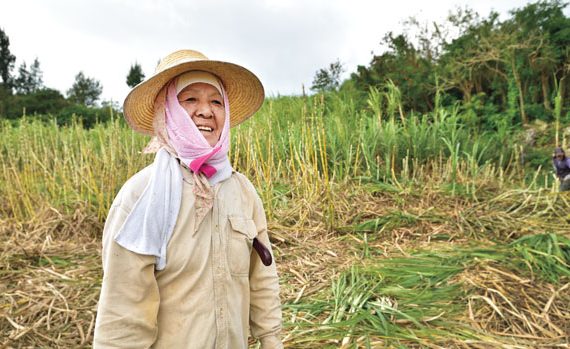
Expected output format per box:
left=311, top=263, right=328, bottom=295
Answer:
left=553, top=147, right=570, bottom=191
left=93, top=50, right=283, bottom=348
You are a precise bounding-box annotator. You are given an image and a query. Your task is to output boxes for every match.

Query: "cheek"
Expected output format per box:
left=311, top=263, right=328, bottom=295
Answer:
left=181, top=104, right=194, bottom=117
left=216, top=110, right=226, bottom=126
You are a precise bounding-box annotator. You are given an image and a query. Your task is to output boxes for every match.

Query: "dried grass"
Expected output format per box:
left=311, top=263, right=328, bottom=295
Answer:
left=1, top=206, right=101, bottom=348
left=465, top=263, right=570, bottom=346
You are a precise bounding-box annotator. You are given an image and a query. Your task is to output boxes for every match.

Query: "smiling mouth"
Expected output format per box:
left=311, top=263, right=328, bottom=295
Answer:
left=197, top=126, right=213, bottom=132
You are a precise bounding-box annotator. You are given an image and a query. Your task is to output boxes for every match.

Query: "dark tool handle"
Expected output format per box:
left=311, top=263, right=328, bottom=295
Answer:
left=253, top=237, right=273, bottom=266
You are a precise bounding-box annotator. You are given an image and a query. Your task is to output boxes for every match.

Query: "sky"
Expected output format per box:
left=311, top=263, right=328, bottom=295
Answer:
left=0, top=0, right=559, bottom=104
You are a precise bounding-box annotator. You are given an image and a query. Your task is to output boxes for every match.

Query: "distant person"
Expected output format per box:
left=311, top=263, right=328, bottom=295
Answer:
left=553, top=147, right=570, bottom=191
left=93, top=50, right=283, bottom=348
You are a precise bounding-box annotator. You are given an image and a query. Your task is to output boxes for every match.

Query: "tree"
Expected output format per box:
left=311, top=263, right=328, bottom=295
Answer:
left=439, top=10, right=499, bottom=103
left=506, top=0, right=570, bottom=118
left=29, top=58, right=43, bottom=90
left=311, top=60, right=344, bottom=92
left=2, top=88, right=69, bottom=119
left=351, top=32, right=436, bottom=112
left=14, top=58, right=43, bottom=94
left=67, top=71, right=103, bottom=106
left=0, top=27, right=16, bottom=89
left=126, top=62, right=145, bottom=88
left=349, top=1, right=570, bottom=123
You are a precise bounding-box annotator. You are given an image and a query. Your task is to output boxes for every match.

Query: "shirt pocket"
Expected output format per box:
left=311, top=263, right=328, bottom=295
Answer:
left=228, top=216, right=256, bottom=276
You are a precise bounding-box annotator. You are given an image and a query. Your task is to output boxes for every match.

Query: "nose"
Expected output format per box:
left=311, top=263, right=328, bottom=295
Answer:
left=195, top=101, right=213, bottom=118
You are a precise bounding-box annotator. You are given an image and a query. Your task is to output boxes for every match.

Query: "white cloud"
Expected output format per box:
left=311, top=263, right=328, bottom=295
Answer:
left=0, top=0, right=559, bottom=103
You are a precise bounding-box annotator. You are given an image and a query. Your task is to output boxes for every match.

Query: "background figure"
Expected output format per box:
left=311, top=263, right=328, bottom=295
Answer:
left=552, top=147, right=570, bottom=191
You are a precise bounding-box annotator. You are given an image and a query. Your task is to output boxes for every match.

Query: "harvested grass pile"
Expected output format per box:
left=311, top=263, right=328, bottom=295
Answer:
left=466, top=234, right=570, bottom=345
left=0, top=207, right=102, bottom=348
left=466, top=265, right=570, bottom=344
left=282, top=238, right=570, bottom=347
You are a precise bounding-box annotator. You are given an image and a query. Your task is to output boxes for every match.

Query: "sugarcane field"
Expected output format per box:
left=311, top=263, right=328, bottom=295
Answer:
left=1, top=1, right=570, bottom=348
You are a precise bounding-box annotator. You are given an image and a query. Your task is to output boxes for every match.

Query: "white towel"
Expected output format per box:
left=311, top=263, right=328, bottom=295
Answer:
left=114, top=148, right=183, bottom=270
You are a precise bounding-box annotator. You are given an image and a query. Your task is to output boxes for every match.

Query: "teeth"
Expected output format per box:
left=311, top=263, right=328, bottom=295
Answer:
left=197, top=126, right=213, bottom=132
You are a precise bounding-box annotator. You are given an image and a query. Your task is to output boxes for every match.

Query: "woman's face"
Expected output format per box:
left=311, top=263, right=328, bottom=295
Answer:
left=177, top=82, right=225, bottom=147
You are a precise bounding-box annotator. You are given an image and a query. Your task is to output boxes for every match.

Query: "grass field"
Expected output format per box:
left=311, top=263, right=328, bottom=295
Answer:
left=1, top=92, right=569, bottom=348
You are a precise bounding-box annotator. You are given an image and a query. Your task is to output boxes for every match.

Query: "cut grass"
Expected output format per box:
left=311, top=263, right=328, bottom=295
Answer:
left=1, top=186, right=569, bottom=348
left=510, top=233, right=570, bottom=283
left=283, top=235, right=570, bottom=347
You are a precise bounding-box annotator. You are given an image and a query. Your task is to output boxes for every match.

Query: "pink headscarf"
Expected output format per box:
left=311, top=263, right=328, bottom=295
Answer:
left=152, top=71, right=234, bottom=227
left=163, top=71, right=232, bottom=185
left=115, top=71, right=234, bottom=269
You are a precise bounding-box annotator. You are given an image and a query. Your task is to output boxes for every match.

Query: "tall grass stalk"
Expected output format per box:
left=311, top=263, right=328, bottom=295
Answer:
left=1, top=91, right=526, bottom=223
left=553, top=76, right=564, bottom=148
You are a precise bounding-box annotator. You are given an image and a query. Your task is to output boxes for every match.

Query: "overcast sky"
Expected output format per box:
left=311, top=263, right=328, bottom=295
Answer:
left=0, top=0, right=559, bottom=104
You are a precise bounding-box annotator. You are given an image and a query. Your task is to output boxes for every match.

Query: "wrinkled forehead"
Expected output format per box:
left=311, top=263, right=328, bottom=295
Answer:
left=175, top=71, right=223, bottom=96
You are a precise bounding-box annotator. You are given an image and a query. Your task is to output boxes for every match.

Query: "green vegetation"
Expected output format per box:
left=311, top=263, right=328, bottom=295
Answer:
left=0, top=88, right=540, bottom=222
left=126, top=62, right=145, bottom=88
left=285, top=235, right=570, bottom=347
left=350, top=1, right=570, bottom=128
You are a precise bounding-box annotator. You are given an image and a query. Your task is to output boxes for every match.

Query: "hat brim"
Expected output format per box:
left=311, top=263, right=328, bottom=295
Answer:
left=123, top=60, right=265, bottom=135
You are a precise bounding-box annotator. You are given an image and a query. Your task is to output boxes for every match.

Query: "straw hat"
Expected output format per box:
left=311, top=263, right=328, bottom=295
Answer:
left=123, top=49, right=265, bottom=135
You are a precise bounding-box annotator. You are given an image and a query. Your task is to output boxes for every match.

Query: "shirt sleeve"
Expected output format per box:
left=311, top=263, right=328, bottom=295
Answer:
left=93, top=202, right=160, bottom=349
left=249, top=194, right=283, bottom=349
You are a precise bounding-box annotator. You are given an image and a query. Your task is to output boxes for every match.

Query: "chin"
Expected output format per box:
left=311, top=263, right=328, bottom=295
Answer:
left=207, top=134, right=220, bottom=147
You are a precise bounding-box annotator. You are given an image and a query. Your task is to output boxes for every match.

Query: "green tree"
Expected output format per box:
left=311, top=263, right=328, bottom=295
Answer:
left=1, top=88, right=69, bottom=119
left=0, top=27, right=16, bottom=89
left=350, top=1, right=570, bottom=124
left=507, top=0, right=570, bottom=118
left=126, top=62, right=145, bottom=88
left=14, top=58, right=43, bottom=94
left=351, top=32, right=436, bottom=113
left=439, top=9, right=489, bottom=103
left=311, top=60, right=344, bottom=92
left=67, top=71, right=103, bottom=106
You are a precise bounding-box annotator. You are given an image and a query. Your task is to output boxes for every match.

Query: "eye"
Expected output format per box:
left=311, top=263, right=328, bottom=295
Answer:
left=178, top=94, right=196, bottom=102
left=212, top=99, right=223, bottom=106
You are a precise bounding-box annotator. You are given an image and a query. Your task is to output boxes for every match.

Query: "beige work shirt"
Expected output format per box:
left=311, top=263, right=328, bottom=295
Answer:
left=93, top=164, right=283, bottom=348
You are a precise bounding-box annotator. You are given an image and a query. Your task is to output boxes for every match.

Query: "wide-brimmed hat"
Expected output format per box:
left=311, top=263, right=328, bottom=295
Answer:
left=123, top=49, right=265, bottom=135
left=555, top=147, right=565, bottom=155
